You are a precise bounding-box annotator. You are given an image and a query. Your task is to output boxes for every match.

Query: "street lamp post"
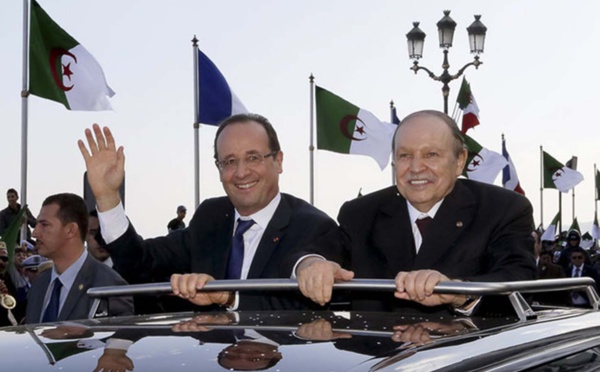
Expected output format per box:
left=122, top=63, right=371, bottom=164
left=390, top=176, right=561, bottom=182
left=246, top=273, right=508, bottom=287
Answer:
left=406, top=10, right=487, bottom=114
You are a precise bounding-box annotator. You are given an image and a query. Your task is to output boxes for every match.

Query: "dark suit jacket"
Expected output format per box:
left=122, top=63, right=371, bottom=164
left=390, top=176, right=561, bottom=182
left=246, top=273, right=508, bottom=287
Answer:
left=564, top=264, right=600, bottom=307
left=565, top=265, right=600, bottom=290
left=538, top=261, right=565, bottom=279
left=107, top=193, right=337, bottom=311
left=531, top=260, right=569, bottom=306
left=25, top=254, right=134, bottom=323
left=298, top=180, right=537, bottom=313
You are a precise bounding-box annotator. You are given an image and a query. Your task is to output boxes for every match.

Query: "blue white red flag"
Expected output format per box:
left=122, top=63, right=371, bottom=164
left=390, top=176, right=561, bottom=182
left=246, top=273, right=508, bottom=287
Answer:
left=197, top=49, right=247, bottom=125
left=502, top=136, right=525, bottom=195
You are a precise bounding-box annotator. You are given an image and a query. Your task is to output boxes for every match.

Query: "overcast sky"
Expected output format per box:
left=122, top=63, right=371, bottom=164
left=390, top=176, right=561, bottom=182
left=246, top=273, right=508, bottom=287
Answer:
left=1, top=0, right=599, bottom=237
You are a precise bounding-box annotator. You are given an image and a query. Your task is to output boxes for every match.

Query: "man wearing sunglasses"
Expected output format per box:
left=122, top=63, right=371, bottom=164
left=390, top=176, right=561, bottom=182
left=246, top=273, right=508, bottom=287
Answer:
left=567, top=246, right=600, bottom=307
left=79, top=113, right=336, bottom=311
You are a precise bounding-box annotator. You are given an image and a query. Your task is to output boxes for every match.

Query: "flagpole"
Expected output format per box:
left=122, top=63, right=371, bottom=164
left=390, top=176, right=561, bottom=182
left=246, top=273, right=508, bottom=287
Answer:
left=389, top=100, right=396, bottom=186
left=309, top=74, right=315, bottom=205
left=192, top=36, right=200, bottom=208
left=558, top=191, right=562, bottom=234
left=540, top=146, right=544, bottom=227
left=572, top=187, right=576, bottom=222
left=595, top=163, right=598, bottom=217
left=20, top=0, right=30, bottom=242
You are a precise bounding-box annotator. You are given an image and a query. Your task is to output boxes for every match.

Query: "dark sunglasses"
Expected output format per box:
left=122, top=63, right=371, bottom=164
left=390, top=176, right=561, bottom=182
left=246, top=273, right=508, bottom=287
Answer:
left=0, top=257, right=8, bottom=262
left=572, top=256, right=584, bottom=260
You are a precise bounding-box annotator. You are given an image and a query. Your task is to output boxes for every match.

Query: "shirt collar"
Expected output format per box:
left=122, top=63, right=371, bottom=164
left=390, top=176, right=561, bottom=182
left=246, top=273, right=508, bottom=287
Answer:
left=51, top=250, right=88, bottom=290
left=407, top=199, right=444, bottom=223
left=234, top=193, right=281, bottom=230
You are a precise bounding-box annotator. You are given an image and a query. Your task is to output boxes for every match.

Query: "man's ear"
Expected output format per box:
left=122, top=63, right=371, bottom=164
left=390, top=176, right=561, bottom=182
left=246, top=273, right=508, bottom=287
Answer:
left=65, top=222, right=80, bottom=239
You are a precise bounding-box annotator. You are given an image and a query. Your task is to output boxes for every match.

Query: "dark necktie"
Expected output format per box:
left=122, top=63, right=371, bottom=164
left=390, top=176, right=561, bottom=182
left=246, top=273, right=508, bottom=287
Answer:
left=574, top=267, right=581, bottom=278
left=42, top=278, right=63, bottom=322
left=226, top=219, right=255, bottom=279
left=416, top=216, right=433, bottom=238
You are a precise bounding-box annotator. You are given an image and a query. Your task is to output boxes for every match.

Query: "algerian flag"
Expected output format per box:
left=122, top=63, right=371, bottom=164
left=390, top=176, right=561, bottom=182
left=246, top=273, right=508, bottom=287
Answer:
left=541, top=212, right=560, bottom=241
left=581, top=232, right=594, bottom=250
left=456, top=77, right=480, bottom=134
left=462, top=135, right=508, bottom=184
left=29, top=0, right=115, bottom=110
left=542, top=151, right=584, bottom=193
left=0, top=206, right=27, bottom=271
left=316, top=86, right=396, bottom=170
left=593, top=212, right=600, bottom=240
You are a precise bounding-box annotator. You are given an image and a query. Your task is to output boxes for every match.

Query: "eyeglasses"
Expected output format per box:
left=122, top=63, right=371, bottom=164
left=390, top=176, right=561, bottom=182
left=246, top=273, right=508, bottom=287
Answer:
left=215, top=151, right=278, bottom=172
left=571, top=256, right=584, bottom=260
left=0, top=257, right=8, bottom=262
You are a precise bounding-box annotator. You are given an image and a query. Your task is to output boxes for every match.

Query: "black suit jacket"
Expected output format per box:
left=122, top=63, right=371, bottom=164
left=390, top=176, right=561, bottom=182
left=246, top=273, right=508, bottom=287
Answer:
left=299, top=180, right=537, bottom=312
left=26, top=254, right=134, bottom=323
left=107, top=193, right=337, bottom=311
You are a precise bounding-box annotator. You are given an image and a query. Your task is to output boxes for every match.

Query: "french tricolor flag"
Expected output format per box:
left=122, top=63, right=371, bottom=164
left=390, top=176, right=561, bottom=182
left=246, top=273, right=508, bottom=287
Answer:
left=197, top=49, right=247, bottom=126
left=502, top=136, right=525, bottom=195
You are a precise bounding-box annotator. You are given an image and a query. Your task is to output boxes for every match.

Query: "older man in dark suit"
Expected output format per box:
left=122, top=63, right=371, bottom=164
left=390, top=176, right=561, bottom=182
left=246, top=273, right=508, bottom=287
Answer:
left=25, top=193, right=133, bottom=323
left=79, top=114, right=336, bottom=311
left=296, top=110, right=537, bottom=314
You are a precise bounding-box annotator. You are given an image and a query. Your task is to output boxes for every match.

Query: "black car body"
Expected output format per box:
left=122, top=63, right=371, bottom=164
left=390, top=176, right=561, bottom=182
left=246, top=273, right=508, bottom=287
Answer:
left=0, top=278, right=598, bottom=371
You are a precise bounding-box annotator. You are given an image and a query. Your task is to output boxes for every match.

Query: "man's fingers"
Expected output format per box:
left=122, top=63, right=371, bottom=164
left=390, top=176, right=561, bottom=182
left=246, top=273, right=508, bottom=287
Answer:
left=77, top=139, right=91, bottom=162
left=116, top=146, right=125, bottom=171
left=395, top=271, right=408, bottom=294
left=424, top=271, right=442, bottom=296
left=93, top=123, right=107, bottom=150
left=103, top=126, right=117, bottom=151
left=84, top=127, right=99, bottom=154
left=334, top=267, right=355, bottom=282
left=170, top=274, right=182, bottom=296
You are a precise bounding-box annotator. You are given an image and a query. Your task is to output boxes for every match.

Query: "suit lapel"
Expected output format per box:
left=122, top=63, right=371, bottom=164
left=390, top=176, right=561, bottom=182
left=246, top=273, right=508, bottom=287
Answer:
left=211, top=211, right=235, bottom=277
left=414, top=182, right=476, bottom=269
left=29, top=271, right=51, bottom=322
left=376, top=194, right=417, bottom=273
left=247, top=196, right=289, bottom=278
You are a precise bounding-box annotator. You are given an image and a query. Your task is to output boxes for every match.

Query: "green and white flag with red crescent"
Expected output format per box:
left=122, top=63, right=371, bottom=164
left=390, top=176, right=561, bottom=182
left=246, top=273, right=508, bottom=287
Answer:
left=462, top=135, right=508, bottom=184
left=29, top=0, right=115, bottom=111
left=541, top=211, right=560, bottom=241
left=316, top=86, right=396, bottom=170
left=581, top=232, right=594, bottom=250
left=542, top=151, right=584, bottom=193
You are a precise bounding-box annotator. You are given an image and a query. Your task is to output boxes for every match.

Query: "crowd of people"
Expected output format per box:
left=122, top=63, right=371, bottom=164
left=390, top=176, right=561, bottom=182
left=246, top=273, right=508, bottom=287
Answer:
left=0, top=110, right=597, bottom=330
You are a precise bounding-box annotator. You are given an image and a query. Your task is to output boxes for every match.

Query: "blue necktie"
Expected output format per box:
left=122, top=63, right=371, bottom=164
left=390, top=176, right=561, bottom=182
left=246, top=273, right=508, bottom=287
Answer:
left=226, top=219, right=255, bottom=279
left=42, top=278, right=63, bottom=322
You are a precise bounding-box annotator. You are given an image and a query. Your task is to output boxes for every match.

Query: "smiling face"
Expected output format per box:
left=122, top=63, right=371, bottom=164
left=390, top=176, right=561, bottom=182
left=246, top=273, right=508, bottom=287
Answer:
left=216, top=121, right=282, bottom=216
left=394, top=113, right=467, bottom=213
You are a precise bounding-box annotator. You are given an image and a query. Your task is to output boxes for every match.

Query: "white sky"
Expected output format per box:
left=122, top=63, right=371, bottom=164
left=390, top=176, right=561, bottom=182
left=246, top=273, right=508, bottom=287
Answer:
left=1, top=0, right=599, bottom=238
